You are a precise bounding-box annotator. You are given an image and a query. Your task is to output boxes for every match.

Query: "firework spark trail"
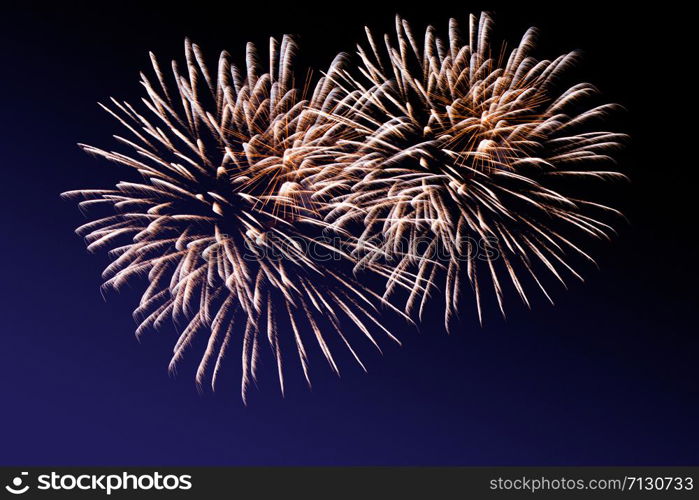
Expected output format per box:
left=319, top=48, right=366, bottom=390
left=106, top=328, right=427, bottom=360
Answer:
left=63, top=37, right=412, bottom=402
left=314, top=12, right=627, bottom=328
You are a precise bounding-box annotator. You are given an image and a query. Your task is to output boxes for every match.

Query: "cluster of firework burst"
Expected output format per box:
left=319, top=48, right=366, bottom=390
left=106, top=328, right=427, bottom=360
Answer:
left=64, top=12, right=626, bottom=400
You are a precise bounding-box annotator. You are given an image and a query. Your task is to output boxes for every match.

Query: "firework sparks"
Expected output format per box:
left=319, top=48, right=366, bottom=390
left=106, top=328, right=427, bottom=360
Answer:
left=63, top=37, right=410, bottom=401
left=65, top=13, right=626, bottom=399
left=316, top=12, right=627, bottom=328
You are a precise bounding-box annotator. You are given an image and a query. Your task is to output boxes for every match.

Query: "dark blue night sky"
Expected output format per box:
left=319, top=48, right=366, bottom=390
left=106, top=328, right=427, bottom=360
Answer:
left=1, top=1, right=697, bottom=465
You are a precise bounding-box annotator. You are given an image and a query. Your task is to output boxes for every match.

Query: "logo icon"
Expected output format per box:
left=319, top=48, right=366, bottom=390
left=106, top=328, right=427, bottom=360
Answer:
left=5, top=472, right=29, bottom=495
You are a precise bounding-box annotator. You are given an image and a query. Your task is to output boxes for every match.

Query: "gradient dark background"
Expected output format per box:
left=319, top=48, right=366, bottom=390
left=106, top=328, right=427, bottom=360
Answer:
left=1, top=1, right=696, bottom=465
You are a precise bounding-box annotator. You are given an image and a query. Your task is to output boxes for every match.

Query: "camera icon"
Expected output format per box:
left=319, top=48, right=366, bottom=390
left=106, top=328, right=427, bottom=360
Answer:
left=5, top=472, right=29, bottom=495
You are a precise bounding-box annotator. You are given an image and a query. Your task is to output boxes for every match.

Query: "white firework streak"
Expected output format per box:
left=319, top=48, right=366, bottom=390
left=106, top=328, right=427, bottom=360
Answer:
left=313, top=12, right=627, bottom=328
left=63, top=37, right=412, bottom=402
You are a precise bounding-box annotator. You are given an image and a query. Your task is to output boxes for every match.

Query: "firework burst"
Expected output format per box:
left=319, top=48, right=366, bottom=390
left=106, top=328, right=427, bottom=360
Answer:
left=65, top=13, right=626, bottom=399
left=63, top=37, right=410, bottom=401
left=317, top=12, right=627, bottom=327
